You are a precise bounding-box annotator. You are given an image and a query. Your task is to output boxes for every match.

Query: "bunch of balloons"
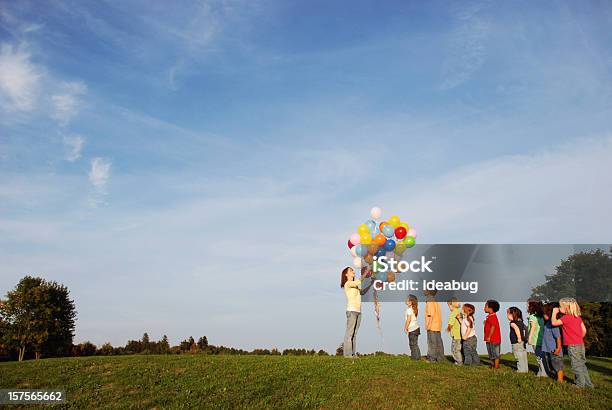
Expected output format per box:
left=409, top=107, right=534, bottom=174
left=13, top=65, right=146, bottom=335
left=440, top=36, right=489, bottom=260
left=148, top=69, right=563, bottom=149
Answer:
left=347, top=206, right=417, bottom=270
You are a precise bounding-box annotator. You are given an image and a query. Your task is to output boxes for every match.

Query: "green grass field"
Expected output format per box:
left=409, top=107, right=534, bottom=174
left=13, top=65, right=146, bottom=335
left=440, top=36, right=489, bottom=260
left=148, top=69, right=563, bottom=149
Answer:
left=1, top=354, right=611, bottom=409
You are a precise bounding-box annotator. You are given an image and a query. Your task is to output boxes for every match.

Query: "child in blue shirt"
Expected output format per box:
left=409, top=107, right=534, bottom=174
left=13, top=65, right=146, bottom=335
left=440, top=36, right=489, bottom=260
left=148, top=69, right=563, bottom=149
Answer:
left=542, top=303, right=564, bottom=382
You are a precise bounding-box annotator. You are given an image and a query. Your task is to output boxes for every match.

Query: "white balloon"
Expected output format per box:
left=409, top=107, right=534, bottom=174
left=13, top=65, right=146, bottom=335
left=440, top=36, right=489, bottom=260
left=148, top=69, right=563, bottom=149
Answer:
left=350, top=246, right=358, bottom=257
left=353, top=257, right=363, bottom=268
left=370, top=206, right=382, bottom=219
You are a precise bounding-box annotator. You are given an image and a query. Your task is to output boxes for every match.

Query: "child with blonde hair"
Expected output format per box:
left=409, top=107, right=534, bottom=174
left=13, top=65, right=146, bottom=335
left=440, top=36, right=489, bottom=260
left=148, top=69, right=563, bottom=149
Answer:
left=551, top=298, right=594, bottom=388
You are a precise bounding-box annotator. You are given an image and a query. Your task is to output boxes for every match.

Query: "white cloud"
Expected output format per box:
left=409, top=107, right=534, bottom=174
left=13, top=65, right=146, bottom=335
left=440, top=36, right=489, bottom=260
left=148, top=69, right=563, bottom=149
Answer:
left=0, top=43, right=41, bottom=112
left=88, top=157, right=111, bottom=191
left=62, top=134, right=85, bottom=161
left=51, top=81, right=87, bottom=125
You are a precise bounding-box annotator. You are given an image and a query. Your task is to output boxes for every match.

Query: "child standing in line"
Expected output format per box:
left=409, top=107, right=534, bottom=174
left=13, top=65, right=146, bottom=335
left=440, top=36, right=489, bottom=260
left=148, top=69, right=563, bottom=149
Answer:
left=527, top=300, right=546, bottom=377
left=507, top=306, right=528, bottom=373
left=446, top=298, right=462, bottom=365
left=424, top=289, right=444, bottom=363
left=404, top=294, right=421, bottom=361
left=552, top=298, right=594, bottom=388
left=541, top=303, right=564, bottom=382
left=483, top=300, right=501, bottom=369
left=461, top=303, right=480, bottom=366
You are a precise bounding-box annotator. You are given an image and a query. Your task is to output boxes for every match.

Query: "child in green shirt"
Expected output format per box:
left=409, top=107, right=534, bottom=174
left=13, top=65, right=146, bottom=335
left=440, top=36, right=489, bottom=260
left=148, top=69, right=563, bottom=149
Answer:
left=446, top=298, right=462, bottom=365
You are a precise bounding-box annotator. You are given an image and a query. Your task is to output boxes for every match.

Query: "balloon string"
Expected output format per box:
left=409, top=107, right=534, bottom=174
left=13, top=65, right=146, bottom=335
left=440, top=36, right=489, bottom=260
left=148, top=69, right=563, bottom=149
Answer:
left=373, top=288, right=381, bottom=331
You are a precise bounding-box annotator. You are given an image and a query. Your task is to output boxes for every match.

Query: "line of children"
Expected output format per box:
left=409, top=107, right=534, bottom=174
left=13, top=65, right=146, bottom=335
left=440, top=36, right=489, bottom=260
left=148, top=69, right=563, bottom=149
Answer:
left=403, top=296, right=594, bottom=388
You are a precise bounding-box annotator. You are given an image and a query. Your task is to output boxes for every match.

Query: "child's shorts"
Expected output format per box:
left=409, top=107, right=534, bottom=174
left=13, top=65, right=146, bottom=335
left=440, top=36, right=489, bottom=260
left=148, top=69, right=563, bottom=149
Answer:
left=486, top=342, right=501, bottom=360
left=546, top=352, right=564, bottom=371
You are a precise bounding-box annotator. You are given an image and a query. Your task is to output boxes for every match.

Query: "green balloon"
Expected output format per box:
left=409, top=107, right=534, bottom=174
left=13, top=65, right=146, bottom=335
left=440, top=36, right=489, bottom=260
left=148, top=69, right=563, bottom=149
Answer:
left=403, top=236, right=416, bottom=247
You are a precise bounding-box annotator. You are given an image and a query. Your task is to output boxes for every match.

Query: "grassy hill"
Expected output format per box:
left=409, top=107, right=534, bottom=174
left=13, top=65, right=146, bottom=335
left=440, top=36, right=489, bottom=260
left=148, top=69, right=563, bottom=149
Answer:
left=1, top=354, right=611, bottom=409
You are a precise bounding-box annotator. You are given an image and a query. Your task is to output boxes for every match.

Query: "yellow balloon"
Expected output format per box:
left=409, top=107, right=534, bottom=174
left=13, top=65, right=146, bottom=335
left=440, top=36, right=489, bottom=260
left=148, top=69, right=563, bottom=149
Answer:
left=360, top=234, right=372, bottom=245
left=357, top=224, right=369, bottom=235
left=395, top=244, right=407, bottom=255
left=388, top=215, right=401, bottom=228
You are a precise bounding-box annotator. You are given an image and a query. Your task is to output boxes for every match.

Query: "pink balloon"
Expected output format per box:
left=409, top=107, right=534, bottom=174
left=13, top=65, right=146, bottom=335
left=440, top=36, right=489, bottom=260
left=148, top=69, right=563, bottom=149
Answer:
left=407, top=228, right=417, bottom=238
left=350, top=233, right=361, bottom=245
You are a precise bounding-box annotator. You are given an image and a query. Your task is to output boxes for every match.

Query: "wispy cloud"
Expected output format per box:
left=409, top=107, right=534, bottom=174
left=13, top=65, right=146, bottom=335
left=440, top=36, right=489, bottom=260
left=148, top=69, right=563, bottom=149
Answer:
left=51, top=81, right=87, bottom=125
left=88, top=157, right=111, bottom=205
left=62, top=134, right=85, bottom=161
left=89, top=157, right=111, bottom=189
left=0, top=43, right=41, bottom=112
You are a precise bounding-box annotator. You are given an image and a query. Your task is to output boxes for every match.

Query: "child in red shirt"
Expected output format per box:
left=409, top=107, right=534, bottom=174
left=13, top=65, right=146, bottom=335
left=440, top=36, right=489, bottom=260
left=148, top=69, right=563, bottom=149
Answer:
left=551, top=298, right=594, bottom=388
left=483, top=299, right=501, bottom=369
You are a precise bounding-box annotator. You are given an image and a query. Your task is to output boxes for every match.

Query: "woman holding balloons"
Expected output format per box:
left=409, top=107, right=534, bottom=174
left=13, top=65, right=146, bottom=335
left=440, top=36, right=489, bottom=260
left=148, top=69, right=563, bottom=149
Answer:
left=340, top=265, right=375, bottom=357
left=344, top=207, right=417, bottom=355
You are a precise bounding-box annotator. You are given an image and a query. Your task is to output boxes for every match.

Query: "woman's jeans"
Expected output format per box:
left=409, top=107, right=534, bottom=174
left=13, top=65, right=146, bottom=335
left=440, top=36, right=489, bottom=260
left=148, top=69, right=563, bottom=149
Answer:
left=512, top=343, right=528, bottom=373
left=408, top=328, right=421, bottom=360
left=567, top=344, right=594, bottom=388
left=427, top=331, right=445, bottom=362
left=462, top=336, right=479, bottom=366
left=344, top=311, right=361, bottom=357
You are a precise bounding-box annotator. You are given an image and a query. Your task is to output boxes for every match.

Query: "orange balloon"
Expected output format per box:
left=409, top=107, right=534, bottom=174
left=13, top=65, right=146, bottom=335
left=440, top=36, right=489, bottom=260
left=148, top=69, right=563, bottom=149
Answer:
left=379, top=221, right=389, bottom=232
left=365, top=254, right=374, bottom=264
left=374, top=234, right=387, bottom=246
left=387, top=271, right=396, bottom=282
left=368, top=244, right=379, bottom=255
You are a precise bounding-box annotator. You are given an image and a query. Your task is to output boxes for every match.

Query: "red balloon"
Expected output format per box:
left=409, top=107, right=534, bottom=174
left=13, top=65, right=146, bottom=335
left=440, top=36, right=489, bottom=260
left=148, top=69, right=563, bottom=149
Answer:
left=395, top=226, right=407, bottom=240
left=348, top=239, right=355, bottom=249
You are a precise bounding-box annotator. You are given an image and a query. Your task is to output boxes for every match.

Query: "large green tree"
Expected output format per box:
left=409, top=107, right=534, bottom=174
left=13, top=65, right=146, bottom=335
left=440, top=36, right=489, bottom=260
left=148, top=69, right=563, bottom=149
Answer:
left=0, top=276, right=76, bottom=361
left=531, top=249, right=611, bottom=356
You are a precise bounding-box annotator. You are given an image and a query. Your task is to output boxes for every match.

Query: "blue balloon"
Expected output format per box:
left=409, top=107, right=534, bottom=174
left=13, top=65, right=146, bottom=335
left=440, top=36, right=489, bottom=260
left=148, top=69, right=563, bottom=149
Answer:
left=384, top=239, right=396, bottom=251
left=382, top=225, right=395, bottom=238
left=375, top=247, right=386, bottom=257
left=355, top=244, right=368, bottom=257
left=365, top=220, right=376, bottom=231
left=377, top=271, right=387, bottom=282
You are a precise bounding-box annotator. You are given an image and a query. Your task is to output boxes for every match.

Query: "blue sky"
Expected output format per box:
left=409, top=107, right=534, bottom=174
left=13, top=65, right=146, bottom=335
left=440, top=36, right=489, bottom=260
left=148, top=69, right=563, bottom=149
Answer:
left=1, top=0, right=612, bottom=354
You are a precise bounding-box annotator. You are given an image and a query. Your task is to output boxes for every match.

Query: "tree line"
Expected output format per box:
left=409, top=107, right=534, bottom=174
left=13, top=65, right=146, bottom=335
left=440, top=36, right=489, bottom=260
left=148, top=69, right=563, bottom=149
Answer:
left=69, top=333, right=330, bottom=358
